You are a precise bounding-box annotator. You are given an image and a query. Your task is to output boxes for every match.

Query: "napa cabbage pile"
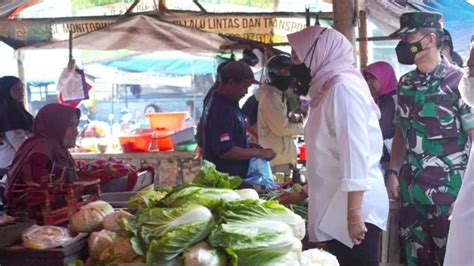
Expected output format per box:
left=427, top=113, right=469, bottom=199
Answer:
left=107, top=161, right=334, bottom=266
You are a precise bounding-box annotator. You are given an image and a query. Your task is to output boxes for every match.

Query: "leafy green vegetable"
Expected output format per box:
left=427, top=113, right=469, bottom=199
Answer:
left=220, top=199, right=306, bottom=240
left=193, top=161, right=242, bottom=189
left=128, top=205, right=214, bottom=265
left=235, top=189, right=259, bottom=200
left=126, top=190, right=168, bottom=209
left=183, top=242, right=227, bottom=266
left=160, top=187, right=240, bottom=209
left=146, top=221, right=212, bottom=266
left=209, top=220, right=298, bottom=266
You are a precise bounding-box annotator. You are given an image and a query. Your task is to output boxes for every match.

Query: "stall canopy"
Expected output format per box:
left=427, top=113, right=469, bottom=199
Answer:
left=22, top=14, right=234, bottom=53
left=101, top=51, right=216, bottom=75
left=366, top=0, right=474, bottom=51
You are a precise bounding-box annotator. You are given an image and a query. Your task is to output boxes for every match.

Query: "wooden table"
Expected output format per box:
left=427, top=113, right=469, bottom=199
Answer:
left=72, top=151, right=202, bottom=189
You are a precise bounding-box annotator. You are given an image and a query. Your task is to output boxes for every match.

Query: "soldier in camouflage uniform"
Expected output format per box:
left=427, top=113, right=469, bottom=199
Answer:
left=386, top=12, right=474, bottom=266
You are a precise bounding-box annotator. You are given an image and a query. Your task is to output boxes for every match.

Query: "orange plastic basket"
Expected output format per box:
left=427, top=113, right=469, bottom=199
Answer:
left=119, top=134, right=152, bottom=153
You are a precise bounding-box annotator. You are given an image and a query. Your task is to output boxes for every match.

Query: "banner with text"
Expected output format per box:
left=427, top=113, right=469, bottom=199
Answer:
left=0, top=11, right=332, bottom=49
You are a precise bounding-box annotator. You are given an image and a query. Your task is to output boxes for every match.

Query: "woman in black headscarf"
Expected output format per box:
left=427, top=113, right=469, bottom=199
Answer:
left=0, top=76, right=34, bottom=168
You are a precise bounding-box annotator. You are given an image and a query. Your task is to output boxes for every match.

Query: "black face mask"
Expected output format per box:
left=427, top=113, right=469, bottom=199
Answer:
left=269, top=74, right=292, bottom=91
left=289, top=28, right=328, bottom=96
left=395, top=35, right=427, bottom=65
left=290, top=63, right=312, bottom=96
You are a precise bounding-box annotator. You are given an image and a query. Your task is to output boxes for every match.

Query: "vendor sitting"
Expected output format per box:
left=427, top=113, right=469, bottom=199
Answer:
left=5, top=103, right=80, bottom=205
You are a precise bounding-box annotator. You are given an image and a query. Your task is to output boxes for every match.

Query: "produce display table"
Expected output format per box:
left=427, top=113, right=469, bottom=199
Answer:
left=0, top=233, right=88, bottom=266
left=72, top=151, right=201, bottom=189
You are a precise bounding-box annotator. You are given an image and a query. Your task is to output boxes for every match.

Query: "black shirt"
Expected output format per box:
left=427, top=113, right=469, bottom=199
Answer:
left=202, top=93, right=249, bottom=178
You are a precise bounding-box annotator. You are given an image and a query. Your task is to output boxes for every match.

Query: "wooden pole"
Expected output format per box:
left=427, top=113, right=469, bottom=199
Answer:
left=359, top=10, right=368, bottom=68
left=332, top=0, right=356, bottom=46
left=15, top=50, right=28, bottom=110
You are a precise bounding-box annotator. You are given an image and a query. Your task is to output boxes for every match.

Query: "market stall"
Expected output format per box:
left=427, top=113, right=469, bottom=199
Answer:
left=0, top=161, right=340, bottom=266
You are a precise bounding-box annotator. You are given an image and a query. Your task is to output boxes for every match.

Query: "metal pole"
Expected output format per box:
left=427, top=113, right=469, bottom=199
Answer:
left=125, top=0, right=141, bottom=15
left=69, top=30, right=73, bottom=62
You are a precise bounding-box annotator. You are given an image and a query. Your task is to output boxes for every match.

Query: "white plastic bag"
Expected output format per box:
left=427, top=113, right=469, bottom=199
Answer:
left=56, top=68, right=88, bottom=102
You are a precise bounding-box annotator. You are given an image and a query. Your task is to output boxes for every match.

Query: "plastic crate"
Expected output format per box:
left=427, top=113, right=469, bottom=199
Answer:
left=99, top=191, right=137, bottom=208
left=169, top=127, right=196, bottom=146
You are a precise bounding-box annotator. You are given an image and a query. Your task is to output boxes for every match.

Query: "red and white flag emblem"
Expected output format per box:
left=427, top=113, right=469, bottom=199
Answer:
left=219, top=133, right=230, bottom=142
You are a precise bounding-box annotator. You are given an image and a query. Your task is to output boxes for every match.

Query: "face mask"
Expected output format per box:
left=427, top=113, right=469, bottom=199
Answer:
left=290, top=63, right=312, bottom=95
left=395, top=35, right=427, bottom=65
left=289, top=28, right=328, bottom=96
left=269, top=74, right=292, bottom=91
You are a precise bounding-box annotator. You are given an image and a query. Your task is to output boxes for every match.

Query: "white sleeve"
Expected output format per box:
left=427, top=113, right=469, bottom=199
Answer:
left=5, top=129, right=29, bottom=151
left=331, top=84, right=372, bottom=192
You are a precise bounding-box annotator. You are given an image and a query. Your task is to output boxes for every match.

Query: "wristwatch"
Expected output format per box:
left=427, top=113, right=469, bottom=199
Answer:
left=384, top=169, right=398, bottom=177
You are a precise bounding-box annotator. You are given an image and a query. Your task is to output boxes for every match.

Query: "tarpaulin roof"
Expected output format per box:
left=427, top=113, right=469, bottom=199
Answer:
left=21, top=14, right=235, bottom=53
left=366, top=0, right=474, bottom=52
left=101, top=51, right=216, bottom=75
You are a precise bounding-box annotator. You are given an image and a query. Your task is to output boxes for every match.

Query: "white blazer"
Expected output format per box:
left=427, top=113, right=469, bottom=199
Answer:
left=304, top=83, right=389, bottom=248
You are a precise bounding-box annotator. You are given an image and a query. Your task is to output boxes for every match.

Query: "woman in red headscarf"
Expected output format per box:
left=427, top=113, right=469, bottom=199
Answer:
left=5, top=103, right=80, bottom=204
left=362, top=61, right=398, bottom=167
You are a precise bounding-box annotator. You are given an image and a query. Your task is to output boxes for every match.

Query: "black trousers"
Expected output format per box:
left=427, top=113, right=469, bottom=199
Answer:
left=324, top=223, right=381, bottom=266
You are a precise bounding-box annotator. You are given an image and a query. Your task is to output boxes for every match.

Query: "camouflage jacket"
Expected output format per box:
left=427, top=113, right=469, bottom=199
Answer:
left=397, top=63, right=474, bottom=205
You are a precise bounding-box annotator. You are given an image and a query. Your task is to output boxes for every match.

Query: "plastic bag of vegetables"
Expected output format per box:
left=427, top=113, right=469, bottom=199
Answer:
left=88, top=229, right=116, bottom=259
left=69, top=200, right=114, bottom=233
left=103, top=210, right=134, bottom=232
left=99, top=236, right=141, bottom=265
left=127, top=205, right=214, bottom=266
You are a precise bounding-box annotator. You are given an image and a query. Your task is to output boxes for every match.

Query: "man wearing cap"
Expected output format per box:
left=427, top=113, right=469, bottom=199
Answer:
left=440, top=29, right=464, bottom=67
left=202, top=61, right=276, bottom=179
left=386, top=11, right=474, bottom=265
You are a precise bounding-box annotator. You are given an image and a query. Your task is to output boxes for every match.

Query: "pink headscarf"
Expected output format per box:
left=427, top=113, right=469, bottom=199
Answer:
left=362, top=61, right=398, bottom=97
left=288, top=26, right=374, bottom=111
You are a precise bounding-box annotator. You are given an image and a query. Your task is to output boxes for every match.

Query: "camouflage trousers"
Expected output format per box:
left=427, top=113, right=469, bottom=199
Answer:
left=399, top=203, right=450, bottom=266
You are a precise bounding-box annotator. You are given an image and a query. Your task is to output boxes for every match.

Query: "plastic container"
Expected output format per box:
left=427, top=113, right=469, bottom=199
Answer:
left=99, top=191, right=138, bottom=208
left=119, top=134, right=152, bottom=153
left=156, top=136, right=174, bottom=151
left=298, top=144, right=306, bottom=161
left=145, top=112, right=187, bottom=133
left=170, top=126, right=196, bottom=145
left=174, top=141, right=198, bottom=152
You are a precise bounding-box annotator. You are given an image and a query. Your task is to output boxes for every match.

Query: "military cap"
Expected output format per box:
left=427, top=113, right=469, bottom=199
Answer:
left=390, top=11, right=443, bottom=37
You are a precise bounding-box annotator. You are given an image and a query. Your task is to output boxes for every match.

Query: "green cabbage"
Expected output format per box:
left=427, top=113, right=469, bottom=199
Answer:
left=234, top=189, right=259, bottom=200
left=209, top=220, right=297, bottom=266
left=301, top=248, right=339, bottom=266
left=126, top=190, right=168, bottom=209
left=183, top=242, right=227, bottom=266
left=128, top=205, right=213, bottom=265
left=160, top=187, right=240, bottom=209
left=220, top=199, right=306, bottom=240
left=193, top=161, right=241, bottom=189
left=146, top=221, right=211, bottom=266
